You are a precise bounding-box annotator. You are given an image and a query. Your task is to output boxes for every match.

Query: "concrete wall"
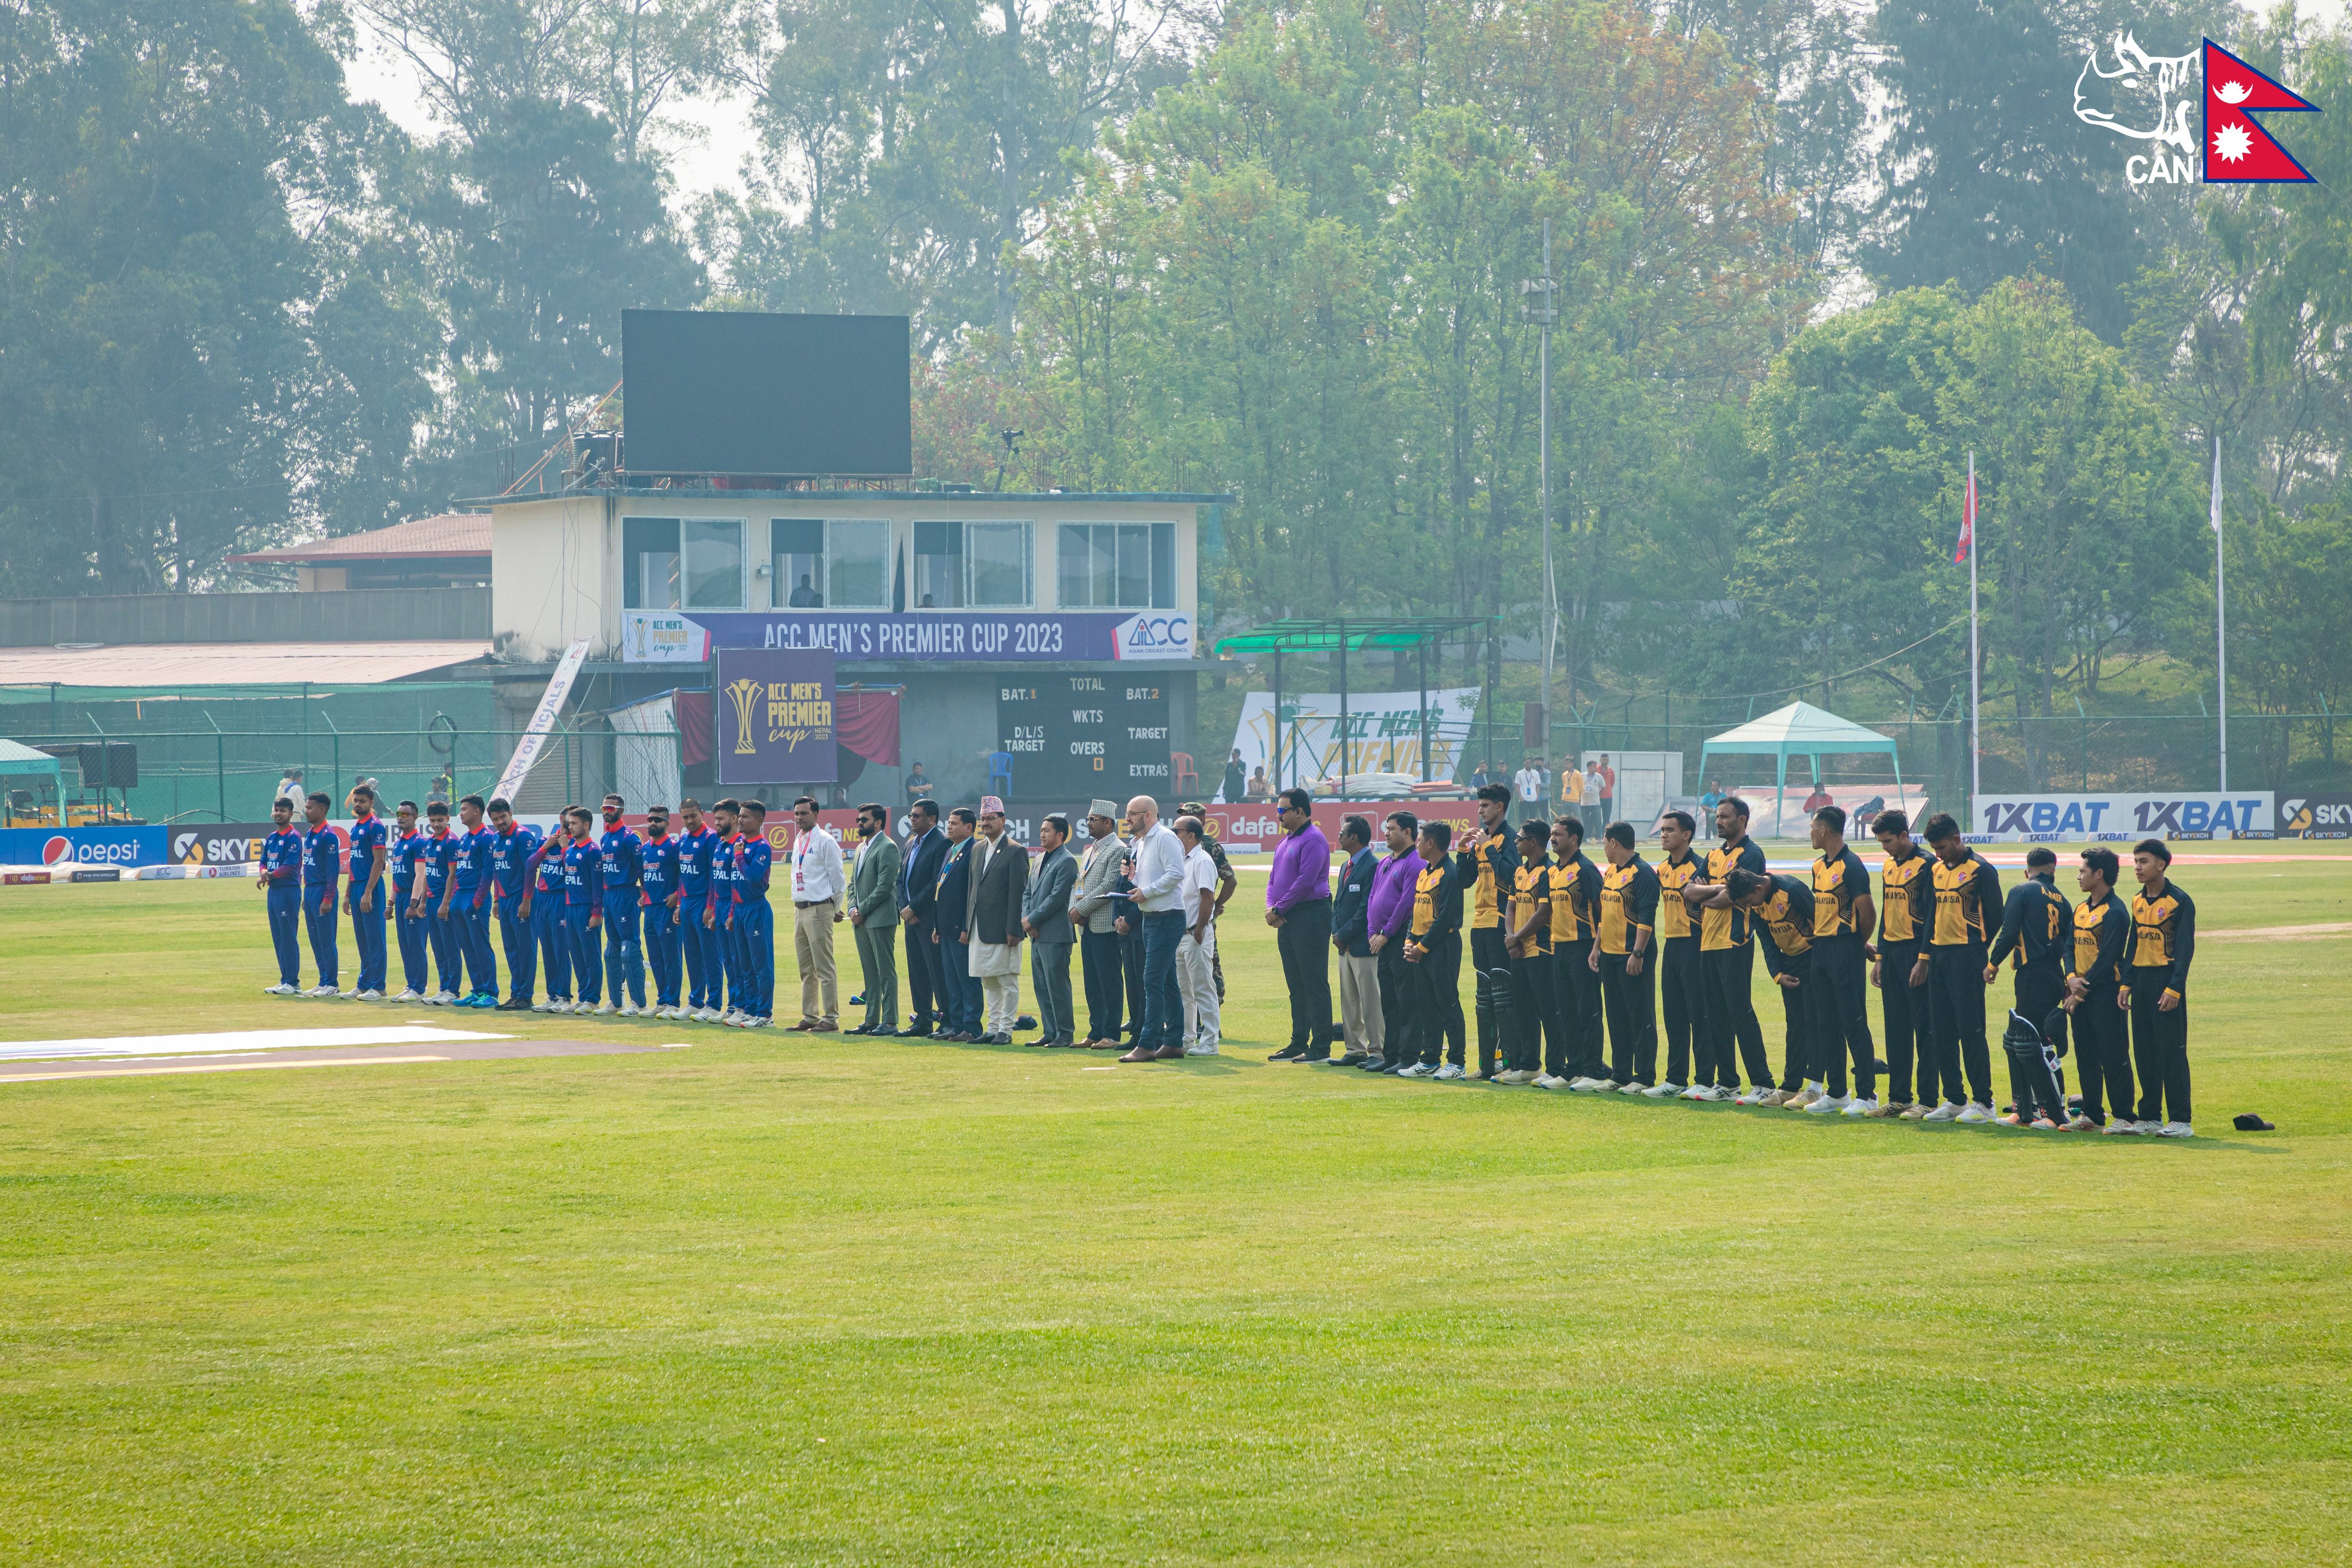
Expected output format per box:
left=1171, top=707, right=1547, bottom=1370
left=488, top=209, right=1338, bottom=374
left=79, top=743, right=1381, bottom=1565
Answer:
left=0, top=587, right=489, bottom=646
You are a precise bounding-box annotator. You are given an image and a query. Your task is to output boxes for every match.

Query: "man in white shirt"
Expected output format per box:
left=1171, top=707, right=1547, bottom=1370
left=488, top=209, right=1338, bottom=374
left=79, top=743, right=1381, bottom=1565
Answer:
left=1174, top=815, right=1221, bottom=1055
left=1117, top=795, right=1190, bottom=1062
left=787, top=794, right=846, bottom=1031
left=1514, top=759, right=1546, bottom=806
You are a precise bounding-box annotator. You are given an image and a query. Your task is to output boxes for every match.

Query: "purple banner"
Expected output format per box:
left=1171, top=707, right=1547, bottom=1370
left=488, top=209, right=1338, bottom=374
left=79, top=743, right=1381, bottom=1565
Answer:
left=715, top=648, right=838, bottom=784
left=622, top=608, right=1194, bottom=664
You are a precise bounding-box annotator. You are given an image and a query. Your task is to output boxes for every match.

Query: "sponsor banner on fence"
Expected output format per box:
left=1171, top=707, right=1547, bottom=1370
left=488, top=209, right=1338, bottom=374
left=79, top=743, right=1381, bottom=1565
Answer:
left=1973, top=791, right=2276, bottom=841
left=621, top=607, right=1193, bottom=665
left=0, top=826, right=169, bottom=869
left=1229, top=689, right=1480, bottom=797
left=171, top=824, right=282, bottom=866
left=2278, top=792, right=2352, bottom=839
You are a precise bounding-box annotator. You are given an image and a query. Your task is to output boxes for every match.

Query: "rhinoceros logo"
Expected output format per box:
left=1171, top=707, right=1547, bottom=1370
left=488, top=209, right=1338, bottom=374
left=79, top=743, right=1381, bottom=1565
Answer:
left=2073, top=33, right=2199, bottom=184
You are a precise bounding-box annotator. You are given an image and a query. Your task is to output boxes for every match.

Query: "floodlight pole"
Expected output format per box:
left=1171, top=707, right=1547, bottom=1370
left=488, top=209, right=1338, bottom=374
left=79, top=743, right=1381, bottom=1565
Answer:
left=1523, top=222, right=1558, bottom=773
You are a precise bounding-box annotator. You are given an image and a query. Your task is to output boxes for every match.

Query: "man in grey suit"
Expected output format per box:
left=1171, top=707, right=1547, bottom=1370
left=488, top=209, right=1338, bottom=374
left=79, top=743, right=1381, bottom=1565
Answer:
left=845, top=802, right=902, bottom=1035
left=1022, top=813, right=1080, bottom=1046
left=1069, top=800, right=1127, bottom=1048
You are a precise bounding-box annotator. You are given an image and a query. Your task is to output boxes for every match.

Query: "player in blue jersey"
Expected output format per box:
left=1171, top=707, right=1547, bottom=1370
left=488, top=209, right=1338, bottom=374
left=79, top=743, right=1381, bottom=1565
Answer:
left=675, top=798, right=718, bottom=1020
left=386, top=801, right=430, bottom=1001
left=703, top=799, right=742, bottom=1023
left=412, top=802, right=464, bottom=1004
left=439, top=795, right=498, bottom=1008
left=299, top=791, right=343, bottom=997
left=732, top=799, right=776, bottom=1027
left=521, top=819, right=573, bottom=1012
left=257, top=795, right=304, bottom=994
left=486, top=797, right=543, bottom=1010
left=596, top=793, right=648, bottom=1016
left=638, top=804, right=684, bottom=1017
left=561, top=807, right=605, bottom=1008
left=345, top=784, right=390, bottom=998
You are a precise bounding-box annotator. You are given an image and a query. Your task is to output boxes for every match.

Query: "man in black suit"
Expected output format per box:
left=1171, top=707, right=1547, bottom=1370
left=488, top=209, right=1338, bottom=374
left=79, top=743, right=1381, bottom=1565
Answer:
left=896, top=797, right=948, bottom=1036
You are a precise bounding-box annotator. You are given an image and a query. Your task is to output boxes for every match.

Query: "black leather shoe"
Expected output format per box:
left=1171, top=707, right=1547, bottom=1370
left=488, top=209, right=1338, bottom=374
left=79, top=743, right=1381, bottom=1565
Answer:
left=1268, top=1044, right=1307, bottom=1062
left=898, top=1026, right=933, bottom=1037
left=1297, top=1050, right=1331, bottom=1064
left=494, top=997, right=531, bottom=1011
left=1359, top=1056, right=1391, bottom=1073
left=1326, top=1051, right=1368, bottom=1066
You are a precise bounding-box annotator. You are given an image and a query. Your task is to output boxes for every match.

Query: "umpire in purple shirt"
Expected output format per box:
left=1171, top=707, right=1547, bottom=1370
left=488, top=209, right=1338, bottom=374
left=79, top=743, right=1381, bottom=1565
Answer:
left=1361, top=810, right=1424, bottom=1073
left=1264, top=788, right=1338, bottom=1061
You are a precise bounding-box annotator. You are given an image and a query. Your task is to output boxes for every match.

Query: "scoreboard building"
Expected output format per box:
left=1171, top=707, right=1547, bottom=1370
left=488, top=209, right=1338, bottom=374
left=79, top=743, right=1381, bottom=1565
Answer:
left=477, top=306, right=1227, bottom=819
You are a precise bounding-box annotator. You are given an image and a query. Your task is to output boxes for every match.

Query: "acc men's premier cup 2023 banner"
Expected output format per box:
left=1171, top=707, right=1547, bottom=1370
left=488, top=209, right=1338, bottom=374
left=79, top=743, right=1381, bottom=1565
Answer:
left=715, top=648, right=838, bottom=785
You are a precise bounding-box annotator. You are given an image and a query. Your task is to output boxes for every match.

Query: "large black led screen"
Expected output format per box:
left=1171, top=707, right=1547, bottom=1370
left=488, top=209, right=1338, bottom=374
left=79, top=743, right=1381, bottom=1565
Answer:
left=622, top=309, right=911, bottom=476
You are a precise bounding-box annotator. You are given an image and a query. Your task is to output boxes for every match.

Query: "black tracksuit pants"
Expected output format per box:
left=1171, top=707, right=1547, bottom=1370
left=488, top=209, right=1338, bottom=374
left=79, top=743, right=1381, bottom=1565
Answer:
left=1409, top=932, right=1466, bottom=1066
left=2129, top=970, right=2191, bottom=1123
left=1471, top=928, right=1511, bottom=1075
left=1702, top=943, right=1772, bottom=1088
left=1926, top=943, right=1993, bottom=1108
left=1508, top=948, right=1556, bottom=1074
left=1552, top=939, right=1603, bottom=1079
left=1598, top=948, right=1658, bottom=1085
left=1659, top=937, right=1710, bottom=1087
left=1877, top=939, right=1930, bottom=1105
left=1375, top=940, right=1412, bottom=1064
left=2005, top=966, right=2068, bottom=1115
left=2067, top=983, right=2134, bottom=1124
left=1770, top=950, right=1815, bottom=1091
left=1808, top=934, right=1877, bottom=1099
left=1277, top=898, right=1336, bottom=1052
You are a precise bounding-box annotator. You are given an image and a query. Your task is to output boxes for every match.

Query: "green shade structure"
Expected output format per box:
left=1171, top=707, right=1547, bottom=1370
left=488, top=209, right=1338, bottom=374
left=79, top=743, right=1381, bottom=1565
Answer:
left=1696, top=702, right=1903, bottom=835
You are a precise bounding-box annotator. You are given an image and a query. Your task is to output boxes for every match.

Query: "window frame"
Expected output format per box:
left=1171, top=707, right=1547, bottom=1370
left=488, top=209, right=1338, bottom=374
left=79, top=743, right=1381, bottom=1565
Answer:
left=680, top=516, right=746, bottom=611
left=1054, top=521, right=1177, bottom=611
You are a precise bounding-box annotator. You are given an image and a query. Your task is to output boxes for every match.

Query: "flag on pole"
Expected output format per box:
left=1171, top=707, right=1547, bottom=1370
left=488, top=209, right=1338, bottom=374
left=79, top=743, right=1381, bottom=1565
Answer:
left=2210, top=438, right=2225, bottom=534
left=1955, top=467, right=1976, bottom=563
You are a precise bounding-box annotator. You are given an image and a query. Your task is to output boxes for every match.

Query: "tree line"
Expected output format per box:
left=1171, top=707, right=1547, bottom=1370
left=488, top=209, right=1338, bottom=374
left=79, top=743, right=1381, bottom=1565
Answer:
left=3, top=0, right=2349, bottom=768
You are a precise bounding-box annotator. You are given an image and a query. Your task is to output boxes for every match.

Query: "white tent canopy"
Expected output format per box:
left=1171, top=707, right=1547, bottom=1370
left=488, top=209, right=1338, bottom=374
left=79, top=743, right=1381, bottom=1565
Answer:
left=1697, top=702, right=1903, bottom=834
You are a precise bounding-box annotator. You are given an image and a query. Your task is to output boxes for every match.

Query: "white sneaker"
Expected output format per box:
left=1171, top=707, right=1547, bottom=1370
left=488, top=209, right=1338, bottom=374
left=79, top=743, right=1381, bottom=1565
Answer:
left=264, top=982, right=298, bottom=996
left=1432, top=1062, right=1466, bottom=1079
left=1183, top=1043, right=1219, bottom=1056
left=1494, top=1068, right=1535, bottom=1085
left=304, top=985, right=338, bottom=998
left=1567, top=1077, right=1610, bottom=1093
left=1804, top=1093, right=1851, bottom=1114
left=1785, top=1082, right=1822, bottom=1110
left=2157, top=1120, right=2194, bottom=1138
left=1921, top=1101, right=1961, bottom=1122
left=429, top=991, right=458, bottom=1006
left=2064, top=1113, right=2096, bottom=1131
left=592, top=1001, right=616, bottom=1016
left=1531, top=1073, right=1568, bottom=1089
left=531, top=1000, right=551, bottom=1012
left=1732, top=1086, right=1771, bottom=1105
left=1955, top=1101, right=1994, bottom=1124
left=1842, top=1097, right=1878, bottom=1117
left=1396, top=1063, right=1434, bottom=1078
left=1616, top=1080, right=1647, bottom=1095
left=618, top=1004, right=640, bottom=1017
left=1677, top=1084, right=1709, bottom=1101
left=362, top=989, right=386, bottom=1001
left=392, top=988, right=421, bottom=1003
left=2102, top=1117, right=2140, bottom=1135
left=1700, top=1085, right=1739, bottom=1101
left=1645, top=1082, right=1684, bottom=1098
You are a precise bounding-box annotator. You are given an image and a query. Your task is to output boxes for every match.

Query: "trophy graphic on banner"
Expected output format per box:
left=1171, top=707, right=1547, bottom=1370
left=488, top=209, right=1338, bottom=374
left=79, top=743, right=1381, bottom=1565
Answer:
left=724, top=677, right=763, bottom=755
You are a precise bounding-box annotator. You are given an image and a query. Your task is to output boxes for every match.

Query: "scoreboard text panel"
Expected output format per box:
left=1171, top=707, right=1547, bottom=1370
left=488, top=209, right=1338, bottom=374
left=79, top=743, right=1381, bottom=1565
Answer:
left=998, top=676, right=1173, bottom=800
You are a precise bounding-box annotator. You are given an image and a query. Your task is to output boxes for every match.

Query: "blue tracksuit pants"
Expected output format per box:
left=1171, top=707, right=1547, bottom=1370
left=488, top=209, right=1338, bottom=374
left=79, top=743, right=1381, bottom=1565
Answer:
left=566, top=905, right=602, bottom=1004
left=532, top=895, right=572, bottom=1001
left=736, top=900, right=775, bottom=1018
left=679, top=893, right=709, bottom=1007
left=497, top=894, right=535, bottom=1002
left=601, top=896, right=646, bottom=1008
left=458, top=896, right=497, bottom=997
left=304, top=884, right=340, bottom=988
left=393, top=892, right=428, bottom=994
left=349, top=884, right=388, bottom=993
left=644, top=900, right=682, bottom=1007
left=429, top=905, right=464, bottom=996
left=266, top=883, right=303, bottom=986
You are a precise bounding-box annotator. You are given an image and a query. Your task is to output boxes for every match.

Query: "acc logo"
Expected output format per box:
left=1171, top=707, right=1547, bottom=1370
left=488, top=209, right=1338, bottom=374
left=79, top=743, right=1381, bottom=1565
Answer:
left=1114, top=613, right=1192, bottom=657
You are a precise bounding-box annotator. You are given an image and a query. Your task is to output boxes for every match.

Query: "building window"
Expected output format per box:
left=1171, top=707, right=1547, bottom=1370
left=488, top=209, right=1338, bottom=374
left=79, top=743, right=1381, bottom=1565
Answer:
left=682, top=517, right=744, bottom=610
left=1057, top=522, right=1175, bottom=610
left=912, top=521, right=963, bottom=609
left=622, top=518, right=681, bottom=610
left=771, top=518, right=824, bottom=607
left=966, top=521, right=1032, bottom=607
left=826, top=519, right=892, bottom=609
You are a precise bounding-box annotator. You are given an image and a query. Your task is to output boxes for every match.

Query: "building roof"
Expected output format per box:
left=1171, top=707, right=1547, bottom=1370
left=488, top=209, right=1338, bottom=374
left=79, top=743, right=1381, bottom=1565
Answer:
left=464, top=488, right=1235, bottom=506
left=227, top=513, right=492, bottom=565
left=0, top=641, right=493, bottom=688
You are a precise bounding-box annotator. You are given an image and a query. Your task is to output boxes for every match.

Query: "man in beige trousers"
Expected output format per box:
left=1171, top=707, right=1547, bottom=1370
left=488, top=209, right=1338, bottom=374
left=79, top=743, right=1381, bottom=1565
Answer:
left=788, top=795, right=845, bottom=1031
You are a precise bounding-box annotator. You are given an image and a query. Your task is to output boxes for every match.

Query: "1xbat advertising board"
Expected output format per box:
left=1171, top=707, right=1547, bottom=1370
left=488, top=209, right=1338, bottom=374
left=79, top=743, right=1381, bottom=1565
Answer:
left=1973, top=791, right=2275, bottom=841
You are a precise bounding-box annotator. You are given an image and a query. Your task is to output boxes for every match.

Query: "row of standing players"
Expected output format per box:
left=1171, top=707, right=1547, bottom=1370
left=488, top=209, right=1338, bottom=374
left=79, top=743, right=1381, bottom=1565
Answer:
left=258, top=785, right=791, bottom=1023
left=1295, top=787, right=2199, bottom=1136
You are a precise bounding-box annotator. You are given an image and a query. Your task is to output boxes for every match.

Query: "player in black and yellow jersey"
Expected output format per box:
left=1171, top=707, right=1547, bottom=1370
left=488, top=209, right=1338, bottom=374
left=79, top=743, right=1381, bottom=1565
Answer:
left=1457, top=785, right=1521, bottom=1081
left=1681, top=796, right=1773, bottom=1098
left=1590, top=821, right=1661, bottom=1091
left=2062, top=846, right=2133, bottom=1130
left=1549, top=817, right=1608, bottom=1090
left=1707, top=868, right=1816, bottom=1101
left=1866, top=810, right=1935, bottom=1117
left=1495, top=820, right=1557, bottom=1086
left=2121, top=838, right=2196, bottom=1136
left=1654, top=811, right=1719, bottom=1099
left=1913, top=813, right=2003, bottom=1123
left=1802, top=806, right=1879, bottom=1114
left=1986, top=845, right=2074, bottom=1126
left=1400, top=821, right=1467, bottom=1079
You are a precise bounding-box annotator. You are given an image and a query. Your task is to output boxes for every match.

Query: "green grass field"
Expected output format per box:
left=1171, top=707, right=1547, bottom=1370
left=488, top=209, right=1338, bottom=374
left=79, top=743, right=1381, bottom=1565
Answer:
left=2, top=845, right=2349, bottom=1565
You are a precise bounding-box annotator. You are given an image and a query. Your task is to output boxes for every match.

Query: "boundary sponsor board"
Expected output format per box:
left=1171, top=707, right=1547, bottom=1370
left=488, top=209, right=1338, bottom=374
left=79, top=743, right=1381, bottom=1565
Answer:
left=2278, top=792, right=2352, bottom=838
left=1973, top=792, right=2273, bottom=841
left=0, top=826, right=168, bottom=868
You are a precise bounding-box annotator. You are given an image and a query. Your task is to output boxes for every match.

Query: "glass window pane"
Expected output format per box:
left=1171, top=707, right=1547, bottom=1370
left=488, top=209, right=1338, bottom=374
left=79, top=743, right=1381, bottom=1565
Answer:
left=682, top=518, right=744, bottom=610
left=827, top=519, right=891, bottom=609
left=1115, top=525, right=1150, bottom=609
left=1089, top=526, right=1116, bottom=608
left=771, top=518, right=823, bottom=609
left=1151, top=522, right=1175, bottom=609
left=1058, top=524, right=1090, bottom=608
left=966, top=522, right=1031, bottom=607
left=913, top=521, right=962, bottom=609
left=622, top=518, right=680, bottom=610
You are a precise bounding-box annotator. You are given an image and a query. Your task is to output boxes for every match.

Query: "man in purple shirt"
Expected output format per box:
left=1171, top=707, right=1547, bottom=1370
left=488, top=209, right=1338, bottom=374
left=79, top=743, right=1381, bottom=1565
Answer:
left=1264, top=787, right=1338, bottom=1061
left=1361, top=810, right=1426, bottom=1073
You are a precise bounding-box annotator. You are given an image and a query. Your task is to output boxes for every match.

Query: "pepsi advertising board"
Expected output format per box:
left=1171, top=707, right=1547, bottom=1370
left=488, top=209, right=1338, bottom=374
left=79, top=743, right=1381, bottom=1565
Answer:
left=0, top=826, right=169, bottom=868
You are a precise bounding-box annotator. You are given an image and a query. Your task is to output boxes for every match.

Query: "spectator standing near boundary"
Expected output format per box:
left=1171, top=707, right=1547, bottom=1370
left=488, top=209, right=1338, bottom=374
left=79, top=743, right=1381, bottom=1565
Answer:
left=1178, top=800, right=1237, bottom=999
left=1328, top=815, right=1380, bottom=1067
left=846, top=803, right=901, bottom=1036
left=1023, top=814, right=1077, bottom=1046
left=1359, top=812, right=1422, bottom=1074
left=1264, top=788, right=1337, bottom=1062
left=1174, top=815, right=1220, bottom=1055
left=1070, top=802, right=1127, bottom=1048
left=896, top=799, right=947, bottom=1036
left=788, top=795, right=845, bottom=1032
left=1117, top=796, right=1187, bottom=1062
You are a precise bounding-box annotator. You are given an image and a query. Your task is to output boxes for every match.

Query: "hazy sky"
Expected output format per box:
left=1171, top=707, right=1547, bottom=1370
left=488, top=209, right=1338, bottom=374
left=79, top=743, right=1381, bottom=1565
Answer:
left=339, top=1, right=2352, bottom=219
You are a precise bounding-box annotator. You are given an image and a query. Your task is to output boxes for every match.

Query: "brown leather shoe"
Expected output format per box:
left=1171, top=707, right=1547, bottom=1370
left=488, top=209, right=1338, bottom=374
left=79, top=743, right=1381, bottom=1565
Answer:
left=786, top=1020, right=816, bottom=1032
left=1117, top=1047, right=1155, bottom=1062
left=1153, top=1043, right=1185, bottom=1060
left=811, top=1021, right=838, bottom=1033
